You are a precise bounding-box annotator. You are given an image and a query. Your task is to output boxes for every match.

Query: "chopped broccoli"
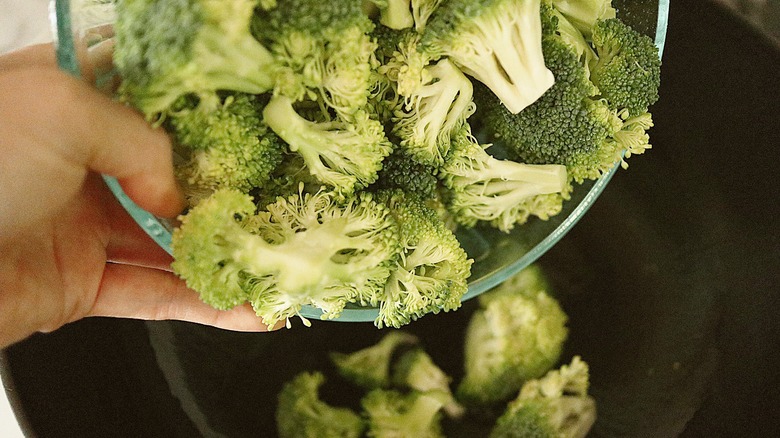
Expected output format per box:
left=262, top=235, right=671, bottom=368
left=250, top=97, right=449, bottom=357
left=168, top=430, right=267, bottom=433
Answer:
left=254, top=0, right=378, bottom=117
left=457, top=265, right=569, bottom=407
left=263, top=95, right=392, bottom=197
left=371, top=147, right=440, bottom=200
left=490, top=356, right=596, bottom=438
left=420, top=0, right=554, bottom=114
left=590, top=17, right=662, bottom=116
left=170, top=188, right=400, bottom=327
left=330, top=331, right=419, bottom=389
left=439, top=126, right=570, bottom=232
left=168, top=92, right=284, bottom=205
left=392, top=58, right=476, bottom=166
left=375, top=190, right=473, bottom=328
left=392, top=348, right=465, bottom=418
left=276, top=371, right=365, bottom=438
left=367, top=0, right=444, bottom=31
left=114, top=0, right=276, bottom=117
left=362, top=389, right=447, bottom=438
left=551, top=0, right=616, bottom=37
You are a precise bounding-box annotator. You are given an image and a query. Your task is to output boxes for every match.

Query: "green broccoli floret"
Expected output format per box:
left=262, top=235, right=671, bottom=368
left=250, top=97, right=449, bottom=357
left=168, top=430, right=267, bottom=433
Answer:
left=114, top=0, right=275, bottom=117
left=330, top=331, right=419, bottom=389
left=551, top=0, right=615, bottom=37
left=420, top=0, right=554, bottom=114
left=392, top=348, right=465, bottom=418
left=457, top=265, right=568, bottom=407
left=366, top=0, right=443, bottom=31
left=362, top=389, right=447, bottom=438
left=392, top=58, right=476, bottom=166
left=590, top=17, right=662, bottom=116
left=263, top=95, right=392, bottom=197
left=254, top=0, right=378, bottom=117
left=375, top=190, right=473, bottom=328
left=276, top=371, right=365, bottom=438
left=371, top=147, right=440, bottom=199
left=170, top=188, right=400, bottom=327
left=439, top=127, right=569, bottom=232
left=168, top=93, right=284, bottom=205
left=490, top=357, right=596, bottom=438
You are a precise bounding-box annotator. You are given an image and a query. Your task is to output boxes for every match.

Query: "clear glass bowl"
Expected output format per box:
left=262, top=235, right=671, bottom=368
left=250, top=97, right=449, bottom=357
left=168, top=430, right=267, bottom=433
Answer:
left=51, top=0, right=669, bottom=323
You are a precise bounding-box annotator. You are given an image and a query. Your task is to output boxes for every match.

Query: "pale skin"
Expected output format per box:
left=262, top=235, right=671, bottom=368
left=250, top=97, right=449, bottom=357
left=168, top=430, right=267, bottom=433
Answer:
left=0, top=43, right=276, bottom=348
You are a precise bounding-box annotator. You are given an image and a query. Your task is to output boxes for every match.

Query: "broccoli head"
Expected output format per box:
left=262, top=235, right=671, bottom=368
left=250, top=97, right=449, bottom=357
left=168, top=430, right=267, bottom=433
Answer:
left=276, top=371, right=365, bottom=438
left=330, top=331, right=419, bottom=389
left=420, top=0, right=555, bottom=114
left=371, top=147, right=440, bottom=200
left=114, top=0, right=276, bottom=117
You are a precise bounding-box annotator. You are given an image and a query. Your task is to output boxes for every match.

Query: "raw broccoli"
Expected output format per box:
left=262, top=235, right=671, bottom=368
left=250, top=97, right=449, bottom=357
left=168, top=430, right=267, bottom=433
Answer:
left=490, top=357, right=596, bottom=438
left=371, top=147, right=440, bottom=200
left=375, top=190, right=473, bottom=328
left=551, top=0, right=615, bottom=37
left=170, top=188, right=400, bottom=327
left=420, top=0, right=555, bottom=114
left=590, top=17, right=662, bottom=116
left=477, top=6, right=655, bottom=182
left=253, top=0, right=377, bottom=117
left=362, top=389, right=447, bottom=438
left=457, top=265, right=569, bottom=407
left=330, top=331, right=419, bottom=389
left=276, top=371, right=365, bottom=438
left=366, top=0, right=443, bottom=31
left=392, top=58, right=476, bottom=166
left=167, top=92, right=284, bottom=205
left=114, top=0, right=276, bottom=117
left=392, top=348, right=465, bottom=418
left=262, top=95, right=392, bottom=197
left=439, top=126, right=570, bottom=232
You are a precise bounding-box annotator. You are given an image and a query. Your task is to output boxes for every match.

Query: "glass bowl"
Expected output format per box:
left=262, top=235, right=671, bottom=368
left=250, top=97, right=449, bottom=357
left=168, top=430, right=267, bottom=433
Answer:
left=51, top=0, right=669, bottom=323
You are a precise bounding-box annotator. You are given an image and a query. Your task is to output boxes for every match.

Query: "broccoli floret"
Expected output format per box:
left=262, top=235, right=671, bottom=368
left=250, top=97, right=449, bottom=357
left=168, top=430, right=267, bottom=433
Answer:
left=551, top=0, right=616, bottom=37
left=590, top=17, right=662, bottom=116
left=330, top=331, right=419, bottom=389
left=392, top=348, right=465, bottom=418
left=254, top=0, right=378, bottom=117
left=420, top=0, right=554, bottom=114
left=276, top=371, right=365, bottom=438
left=168, top=93, right=284, bottom=205
left=362, top=389, right=447, bottom=438
left=170, top=188, right=400, bottom=327
left=490, top=357, right=596, bottom=438
left=367, top=0, right=443, bottom=31
left=439, top=127, right=569, bottom=232
left=457, top=265, right=568, bottom=407
left=371, top=147, right=440, bottom=199
left=114, top=0, right=275, bottom=117
left=263, top=95, right=392, bottom=197
left=392, top=58, right=476, bottom=166
left=375, top=190, right=473, bottom=328
left=477, top=6, right=634, bottom=183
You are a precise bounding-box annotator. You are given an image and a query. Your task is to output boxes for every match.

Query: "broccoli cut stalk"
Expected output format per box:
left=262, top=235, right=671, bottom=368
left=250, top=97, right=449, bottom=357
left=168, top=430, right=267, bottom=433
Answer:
left=420, top=0, right=555, bottom=114
left=362, top=389, right=447, bottom=438
left=551, top=0, right=616, bottom=37
left=114, top=0, right=276, bottom=117
left=392, top=348, right=466, bottom=418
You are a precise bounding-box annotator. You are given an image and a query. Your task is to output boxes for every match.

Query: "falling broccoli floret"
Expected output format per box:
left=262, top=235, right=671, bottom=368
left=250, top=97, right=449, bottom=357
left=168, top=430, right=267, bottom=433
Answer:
left=392, top=348, right=465, bottom=418
left=439, top=126, right=570, bottom=232
left=170, top=188, right=400, bottom=327
left=457, top=265, right=569, bottom=407
left=263, top=95, right=392, bottom=197
left=420, top=0, right=555, bottom=114
left=371, top=147, right=440, bottom=200
left=375, top=190, right=473, bottom=328
left=168, top=92, right=284, bottom=205
left=114, top=0, right=276, bottom=117
left=330, top=331, right=419, bottom=389
left=490, top=357, right=596, bottom=438
left=276, top=371, right=365, bottom=438
left=362, top=389, right=447, bottom=438
left=253, top=0, right=378, bottom=117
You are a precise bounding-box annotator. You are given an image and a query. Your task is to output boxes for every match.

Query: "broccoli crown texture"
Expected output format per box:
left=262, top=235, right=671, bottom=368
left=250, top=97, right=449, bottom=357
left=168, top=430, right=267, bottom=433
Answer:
left=330, top=331, right=419, bottom=390
left=276, top=372, right=365, bottom=438
left=371, top=147, right=440, bottom=200
left=457, top=265, right=568, bottom=406
left=114, top=0, right=275, bottom=116
left=420, top=0, right=554, bottom=114
left=362, top=389, right=447, bottom=438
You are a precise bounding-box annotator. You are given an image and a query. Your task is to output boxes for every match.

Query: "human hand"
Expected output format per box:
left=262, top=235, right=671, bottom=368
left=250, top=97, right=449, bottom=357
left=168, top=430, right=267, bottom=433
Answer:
left=0, top=44, right=276, bottom=348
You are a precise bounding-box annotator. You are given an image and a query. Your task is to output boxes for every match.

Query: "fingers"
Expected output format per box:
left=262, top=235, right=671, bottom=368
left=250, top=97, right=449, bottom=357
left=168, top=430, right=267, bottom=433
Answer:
left=90, top=263, right=279, bottom=332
